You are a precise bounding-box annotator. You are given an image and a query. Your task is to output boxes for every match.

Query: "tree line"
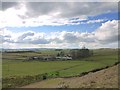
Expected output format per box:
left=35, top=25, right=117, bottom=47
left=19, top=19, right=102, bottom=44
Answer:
left=69, top=48, right=93, bottom=59
left=57, top=47, right=93, bottom=60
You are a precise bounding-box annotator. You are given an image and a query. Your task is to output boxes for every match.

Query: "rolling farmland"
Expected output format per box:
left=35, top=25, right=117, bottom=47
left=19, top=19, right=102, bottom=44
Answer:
left=2, top=48, right=118, bottom=88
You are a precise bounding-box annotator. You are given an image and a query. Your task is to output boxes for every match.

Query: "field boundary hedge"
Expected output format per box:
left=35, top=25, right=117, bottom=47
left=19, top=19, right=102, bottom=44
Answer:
left=2, top=61, right=119, bottom=88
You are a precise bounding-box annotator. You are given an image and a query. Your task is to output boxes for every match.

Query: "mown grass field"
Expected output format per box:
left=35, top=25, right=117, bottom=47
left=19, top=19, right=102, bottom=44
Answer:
left=2, top=48, right=118, bottom=88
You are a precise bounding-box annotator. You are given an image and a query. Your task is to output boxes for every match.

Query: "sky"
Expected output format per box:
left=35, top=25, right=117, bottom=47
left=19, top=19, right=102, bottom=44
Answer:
left=0, top=1, right=119, bottom=49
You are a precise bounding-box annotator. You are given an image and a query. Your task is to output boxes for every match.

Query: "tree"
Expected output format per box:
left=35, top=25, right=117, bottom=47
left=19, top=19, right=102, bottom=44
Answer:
left=79, top=48, right=90, bottom=58
left=69, top=49, right=79, bottom=59
left=57, top=53, right=60, bottom=57
left=60, top=51, right=64, bottom=56
left=69, top=48, right=93, bottom=59
left=89, top=50, right=93, bottom=56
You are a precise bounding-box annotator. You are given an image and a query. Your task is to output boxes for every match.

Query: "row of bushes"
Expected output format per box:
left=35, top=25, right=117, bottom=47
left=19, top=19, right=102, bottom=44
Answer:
left=79, top=61, right=120, bottom=77
left=4, top=51, right=34, bottom=53
left=2, top=71, right=60, bottom=88
left=60, top=61, right=120, bottom=78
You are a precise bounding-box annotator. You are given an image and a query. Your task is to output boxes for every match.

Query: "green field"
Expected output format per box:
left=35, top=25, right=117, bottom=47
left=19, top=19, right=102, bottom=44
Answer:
left=2, top=48, right=118, bottom=87
left=3, top=48, right=118, bottom=77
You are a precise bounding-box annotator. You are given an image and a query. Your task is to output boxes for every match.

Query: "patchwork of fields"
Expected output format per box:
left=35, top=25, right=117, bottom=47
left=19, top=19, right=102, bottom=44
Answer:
left=2, top=48, right=118, bottom=88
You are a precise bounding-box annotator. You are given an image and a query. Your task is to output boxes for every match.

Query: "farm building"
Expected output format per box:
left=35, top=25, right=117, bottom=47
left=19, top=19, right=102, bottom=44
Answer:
left=56, top=56, right=72, bottom=60
left=28, top=55, right=56, bottom=61
left=28, top=56, right=72, bottom=61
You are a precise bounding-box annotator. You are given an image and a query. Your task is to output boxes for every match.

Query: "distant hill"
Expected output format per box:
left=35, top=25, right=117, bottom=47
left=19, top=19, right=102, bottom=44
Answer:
left=1, top=48, right=55, bottom=52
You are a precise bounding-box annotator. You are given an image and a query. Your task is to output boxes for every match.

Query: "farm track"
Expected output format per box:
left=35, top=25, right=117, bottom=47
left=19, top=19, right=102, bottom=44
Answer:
left=55, top=64, right=82, bottom=72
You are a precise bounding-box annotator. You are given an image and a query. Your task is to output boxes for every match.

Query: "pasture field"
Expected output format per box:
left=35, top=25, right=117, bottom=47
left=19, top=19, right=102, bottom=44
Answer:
left=2, top=48, right=118, bottom=88
left=22, top=64, right=119, bottom=88
left=3, top=48, right=118, bottom=77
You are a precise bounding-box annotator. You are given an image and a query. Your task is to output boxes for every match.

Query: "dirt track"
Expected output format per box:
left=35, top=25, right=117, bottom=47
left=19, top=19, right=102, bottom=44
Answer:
left=22, top=64, right=119, bottom=88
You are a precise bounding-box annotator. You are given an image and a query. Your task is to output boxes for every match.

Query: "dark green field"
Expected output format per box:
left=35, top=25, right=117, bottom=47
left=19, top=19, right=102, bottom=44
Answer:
left=2, top=48, right=118, bottom=88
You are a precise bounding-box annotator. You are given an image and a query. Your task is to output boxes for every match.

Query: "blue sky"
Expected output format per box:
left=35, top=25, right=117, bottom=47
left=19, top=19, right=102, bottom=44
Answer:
left=6, top=12, right=118, bottom=33
left=1, top=2, right=119, bottom=49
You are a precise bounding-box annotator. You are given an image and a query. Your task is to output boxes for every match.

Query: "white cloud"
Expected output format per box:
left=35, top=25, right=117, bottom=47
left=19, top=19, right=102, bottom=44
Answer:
left=0, top=2, right=118, bottom=27
left=17, top=31, right=34, bottom=42
left=0, top=3, right=27, bottom=27
left=95, top=20, right=118, bottom=44
left=24, top=2, right=117, bottom=18
left=81, top=19, right=106, bottom=24
left=1, top=20, right=118, bottom=49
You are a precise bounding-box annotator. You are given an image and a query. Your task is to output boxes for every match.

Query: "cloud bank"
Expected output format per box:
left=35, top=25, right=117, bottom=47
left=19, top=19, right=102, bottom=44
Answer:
left=0, top=2, right=118, bottom=27
left=1, top=20, right=118, bottom=49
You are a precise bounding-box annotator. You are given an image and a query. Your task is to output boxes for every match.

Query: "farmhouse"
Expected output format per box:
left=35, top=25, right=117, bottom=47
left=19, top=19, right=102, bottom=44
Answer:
left=29, top=56, right=42, bottom=60
left=56, top=56, right=72, bottom=60
left=32, top=56, right=39, bottom=59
